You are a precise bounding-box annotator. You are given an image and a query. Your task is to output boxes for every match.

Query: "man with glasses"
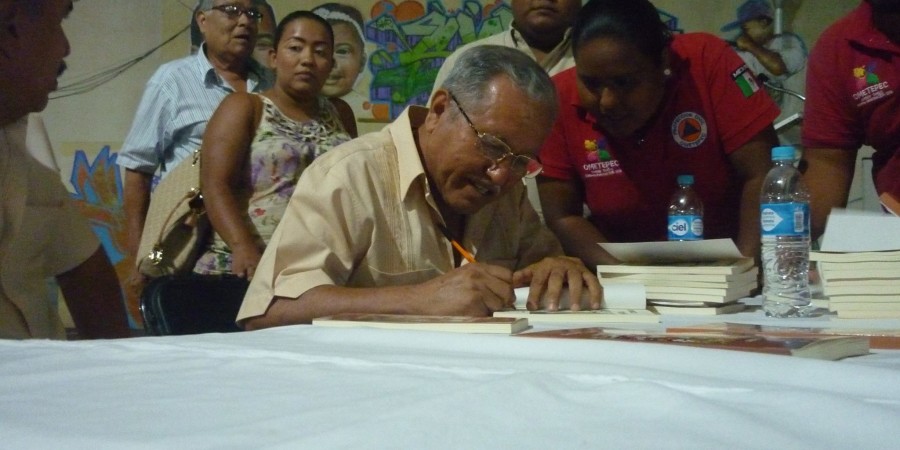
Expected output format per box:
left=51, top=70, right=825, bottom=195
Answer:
left=120, top=0, right=272, bottom=301
left=237, top=45, right=601, bottom=330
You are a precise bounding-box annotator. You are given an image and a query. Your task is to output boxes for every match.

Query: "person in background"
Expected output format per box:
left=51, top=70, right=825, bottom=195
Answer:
left=237, top=45, right=602, bottom=330
left=194, top=11, right=356, bottom=279
left=312, top=3, right=367, bottom=99
left=0, top=0, right=130, bottom=339
left=120, top=0, right=272, bottom=300
left=721, top=0, right=807, bottom=145
left=802, top=0, right=900, bottom=237
left=430, top=0, right=581, bottom=220
left=252, top=0, right=276, bottom=69
left=538, top=0, right=779, bottom=266
left=431, top=0, right=580, bottom=91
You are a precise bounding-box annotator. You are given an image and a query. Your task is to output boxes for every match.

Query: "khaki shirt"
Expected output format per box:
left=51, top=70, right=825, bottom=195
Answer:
left=238, top=106, right=563, bottom=321
left=431, top=25, right=575, bottom=96
left=0, top=118, right=99, bottom=339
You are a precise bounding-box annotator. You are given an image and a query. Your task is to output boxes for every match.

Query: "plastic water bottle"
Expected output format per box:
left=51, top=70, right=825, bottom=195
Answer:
left=760, top=146, right=816, bottom=317
left=667, top=174, right=704, bottom=241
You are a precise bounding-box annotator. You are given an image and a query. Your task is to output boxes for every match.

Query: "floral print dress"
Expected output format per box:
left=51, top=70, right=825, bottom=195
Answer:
left=193, top=94, right=351, bottom=274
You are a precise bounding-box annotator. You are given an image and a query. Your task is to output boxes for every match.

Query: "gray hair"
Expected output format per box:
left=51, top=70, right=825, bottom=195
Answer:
left=440, top=45, right=557, bottom=119
left=195, top=0, right=215, bottom=11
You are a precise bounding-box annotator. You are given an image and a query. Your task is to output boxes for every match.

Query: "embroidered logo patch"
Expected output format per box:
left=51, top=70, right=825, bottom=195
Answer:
left=731, top=64, right=760, bottom=97
left=852, top=61, right=894, bottom=107
left=584, top=138, right=611, bottom=162
left=581, top=137, right=621, bottom=178
left=671, top=112, right=707, bottom=148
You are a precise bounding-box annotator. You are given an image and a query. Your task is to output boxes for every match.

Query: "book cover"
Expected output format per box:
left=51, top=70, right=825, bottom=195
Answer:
left=811, top=250, right=900, bottom=263
left=493, top=309, right=659, bottom=324
left=519, top=327, right=869, bottom=360
left=822, top=284, right=900, bottom=296
left=835, top=310, right=900, bottom=319
left=643, top=280, right=757, bottom=297
left=598, top=268, right=758, bottom=284
left=312, top=313, right=529, bottom=334
left=596, top=258, right=755, bottom=275
left=829, top=302, right=900, bottom=312
left=666, top=322, right=900, bottom=349
left=645, top=290, right=750, bottom=304
left=826, top=294, right=900, bottom=303
left=649, top=302, right=746, bottom=316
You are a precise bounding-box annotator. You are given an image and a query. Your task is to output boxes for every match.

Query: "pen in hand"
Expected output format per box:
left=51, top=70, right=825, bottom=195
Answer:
left=449, top=239, right=476, bottom=264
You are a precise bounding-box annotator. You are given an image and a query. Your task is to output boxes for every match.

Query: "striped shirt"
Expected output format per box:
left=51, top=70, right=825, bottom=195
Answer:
left=118, top=45, right=272, bottom=176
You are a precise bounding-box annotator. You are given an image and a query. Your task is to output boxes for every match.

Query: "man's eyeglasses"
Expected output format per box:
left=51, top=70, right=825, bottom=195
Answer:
left=208, top=4, right=263, bottom=21
left=448, top=91, right=543, bottom=179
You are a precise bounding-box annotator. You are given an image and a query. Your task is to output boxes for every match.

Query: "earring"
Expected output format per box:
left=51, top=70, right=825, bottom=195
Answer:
left=663, top=68, right=672, bottom=77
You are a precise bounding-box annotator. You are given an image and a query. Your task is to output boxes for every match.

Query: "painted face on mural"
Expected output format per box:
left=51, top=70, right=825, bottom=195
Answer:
left=253, top=3, right=277, bottom=68
left=574, top=37, right=667, bottom=139
left=270, top=17, right=334, bottom=98
left=196, top=0, right=258, bottom=61
left=322, top=22, right=366, bottom=98
left=4, top=0, right=73, bottom=115
left=422, top=78, right=553, bottom=215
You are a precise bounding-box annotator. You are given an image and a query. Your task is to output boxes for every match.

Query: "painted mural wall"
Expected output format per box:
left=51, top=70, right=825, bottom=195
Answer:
left=41, top=0, right=861, bottom=327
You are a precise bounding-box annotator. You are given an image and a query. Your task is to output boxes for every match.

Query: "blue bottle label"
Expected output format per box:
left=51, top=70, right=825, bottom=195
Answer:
left=760, top=202, right=809, bottom=237
left=668, top=215, right=704, bottom=240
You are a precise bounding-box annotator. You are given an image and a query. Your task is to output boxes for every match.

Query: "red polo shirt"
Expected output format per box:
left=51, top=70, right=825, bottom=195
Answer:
left=802, top=1, right=900, bottom=199
left=540, top=33, right=779, bottom=242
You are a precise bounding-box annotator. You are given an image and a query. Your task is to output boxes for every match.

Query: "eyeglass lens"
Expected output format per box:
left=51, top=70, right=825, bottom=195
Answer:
left=212, top=4, right=262, bottom=20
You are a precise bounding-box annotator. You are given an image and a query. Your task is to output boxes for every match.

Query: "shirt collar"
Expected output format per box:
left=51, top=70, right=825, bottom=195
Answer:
left=389, top=105, right=430, bottom=203
left=509, top=24, right=574, bottom=55
left=194, top=43, right=271, bottom=90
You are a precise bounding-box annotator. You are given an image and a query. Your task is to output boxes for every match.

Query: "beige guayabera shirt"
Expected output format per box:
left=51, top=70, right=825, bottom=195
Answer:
left=238, top=106, right=563, bottom=322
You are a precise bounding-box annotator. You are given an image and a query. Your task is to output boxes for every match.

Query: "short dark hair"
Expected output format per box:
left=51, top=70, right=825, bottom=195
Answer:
left=572, top=0, right=672, bottom=67
left=273, top=10, right=334, bottom=48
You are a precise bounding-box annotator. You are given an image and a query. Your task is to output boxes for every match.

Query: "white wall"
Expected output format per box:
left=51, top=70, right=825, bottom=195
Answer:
left=42, top=0, right=185, bottom=148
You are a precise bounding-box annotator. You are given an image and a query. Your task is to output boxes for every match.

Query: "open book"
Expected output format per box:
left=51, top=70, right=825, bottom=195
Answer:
left=312, top=313, right=529, bottom=334
left=518, top=327, right=869, bottom=360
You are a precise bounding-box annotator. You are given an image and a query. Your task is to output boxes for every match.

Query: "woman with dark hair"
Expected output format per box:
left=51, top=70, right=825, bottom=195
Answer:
left=538, top=0, right=779, bottom=266
left=194, top=11, right=357, bottom=279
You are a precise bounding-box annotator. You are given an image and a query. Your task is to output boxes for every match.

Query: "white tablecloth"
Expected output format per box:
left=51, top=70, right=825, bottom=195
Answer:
left=2, top=309, right=899, bottom=449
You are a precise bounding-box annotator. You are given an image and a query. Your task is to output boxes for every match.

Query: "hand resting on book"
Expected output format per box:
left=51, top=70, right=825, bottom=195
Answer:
left=513, top=256, right=602, bottom=311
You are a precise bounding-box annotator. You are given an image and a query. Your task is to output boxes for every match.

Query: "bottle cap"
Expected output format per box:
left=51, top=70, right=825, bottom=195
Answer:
left=676, top=174, right=694, bottom=185
left=771, top=146, right=796, bottom=161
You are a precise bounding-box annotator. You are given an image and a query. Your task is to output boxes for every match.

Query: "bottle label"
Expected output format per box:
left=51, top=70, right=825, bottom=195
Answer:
left=668, top=215, right=704, bottom=240
left=760, top=202, right=809, bottom=237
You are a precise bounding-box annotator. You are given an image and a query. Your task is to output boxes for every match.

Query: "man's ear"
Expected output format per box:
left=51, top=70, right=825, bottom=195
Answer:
left=424, top=88, right=451, bottom=131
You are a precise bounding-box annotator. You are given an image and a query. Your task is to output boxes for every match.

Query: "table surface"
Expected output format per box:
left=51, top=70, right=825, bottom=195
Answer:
left=3, top=305, right=900, bottom=449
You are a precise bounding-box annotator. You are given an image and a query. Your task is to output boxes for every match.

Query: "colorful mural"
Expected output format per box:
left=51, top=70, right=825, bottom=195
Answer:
left=68, top=145, right=140, bottom=327
left=363, top=0, right=510, bottom=121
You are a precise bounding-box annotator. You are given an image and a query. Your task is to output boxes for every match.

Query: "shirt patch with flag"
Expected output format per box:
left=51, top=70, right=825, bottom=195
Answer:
left=731, top=64, right=760, bottom=97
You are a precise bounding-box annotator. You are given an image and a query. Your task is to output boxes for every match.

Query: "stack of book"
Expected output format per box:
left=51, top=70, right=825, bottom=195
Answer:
left=597, top=257, right=758, bottom=315
left=812, top=249, right=900, bottom=319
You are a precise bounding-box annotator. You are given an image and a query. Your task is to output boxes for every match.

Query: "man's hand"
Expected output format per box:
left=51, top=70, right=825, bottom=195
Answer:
left=415, top=263, right=515, bottom=316
left=513, top=256, right=602, bottom=311
left=735, top=34, right=755, bottom=51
